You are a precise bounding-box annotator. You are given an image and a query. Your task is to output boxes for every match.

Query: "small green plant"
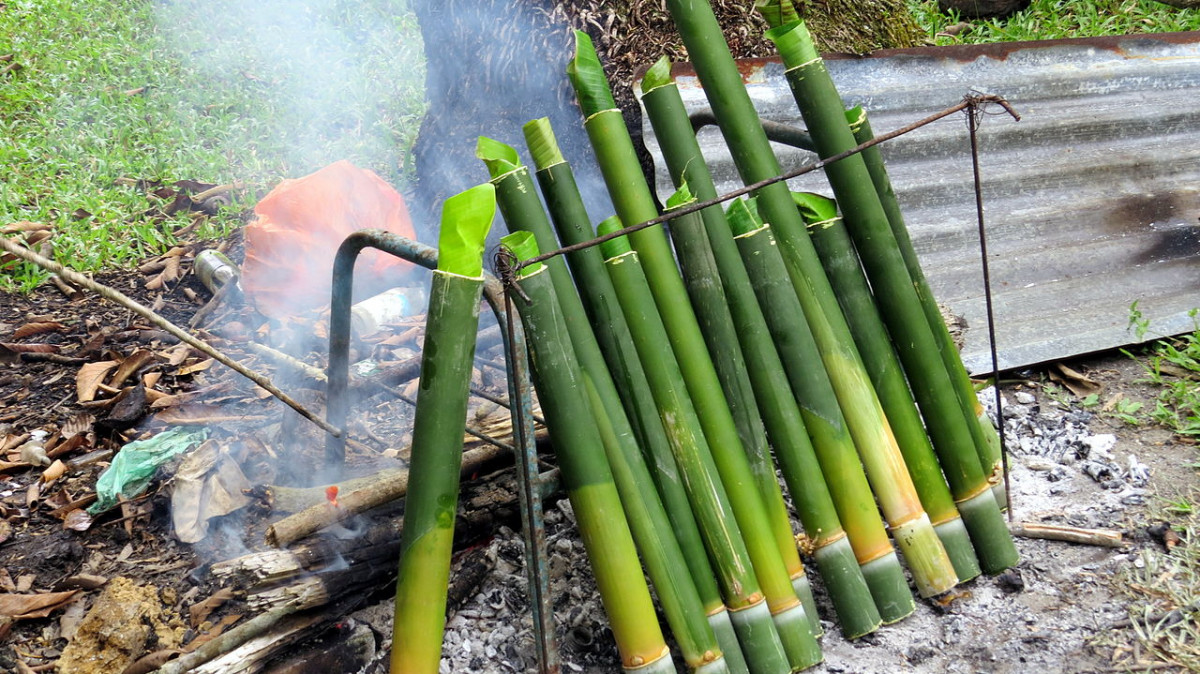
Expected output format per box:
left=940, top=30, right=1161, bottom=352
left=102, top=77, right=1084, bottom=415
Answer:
left=1166, top=498, right=1197, bottom=516
left=1124, top=305, right=1200, bottom=437
left=1111, top=398, right=1146, bottom=427
left=1129, top=299, right=1152, bottom=342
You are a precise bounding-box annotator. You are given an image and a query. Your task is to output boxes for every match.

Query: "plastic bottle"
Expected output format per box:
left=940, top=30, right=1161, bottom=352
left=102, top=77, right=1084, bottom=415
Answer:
left=350, top=286, right=429, bottom=337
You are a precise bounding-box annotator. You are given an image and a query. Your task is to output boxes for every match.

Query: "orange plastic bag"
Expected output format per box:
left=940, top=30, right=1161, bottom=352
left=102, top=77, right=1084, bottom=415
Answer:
left=241, top=161, right=419, bottom=318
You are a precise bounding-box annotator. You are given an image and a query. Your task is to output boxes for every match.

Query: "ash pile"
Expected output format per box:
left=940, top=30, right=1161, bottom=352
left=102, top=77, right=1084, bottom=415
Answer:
left=356, top=500, right=617, bottom=674
left=981, top=384, right=1151, bottom=519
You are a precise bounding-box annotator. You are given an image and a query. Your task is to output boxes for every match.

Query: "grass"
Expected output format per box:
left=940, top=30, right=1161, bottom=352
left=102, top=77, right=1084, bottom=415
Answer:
left=909, top=0, right=1200, bottom=45
left=1102, top=507, right=1200, bottom=671
left=1125, top=304, right=1200, bottom=438
left=0, top=0, right=426, bottom=290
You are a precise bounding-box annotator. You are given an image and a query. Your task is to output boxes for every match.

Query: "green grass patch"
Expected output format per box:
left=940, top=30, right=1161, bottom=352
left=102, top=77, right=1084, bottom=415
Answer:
left=909, top=0, right=1200, bottom=45
left=0, top=0, right=425, bottom=289
left=1125, top=305, right=1200, bottom=437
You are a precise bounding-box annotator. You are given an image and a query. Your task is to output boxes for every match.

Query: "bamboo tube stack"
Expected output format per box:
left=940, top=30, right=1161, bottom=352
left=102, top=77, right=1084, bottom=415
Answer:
left=389, top=2, right=1020, bottom=672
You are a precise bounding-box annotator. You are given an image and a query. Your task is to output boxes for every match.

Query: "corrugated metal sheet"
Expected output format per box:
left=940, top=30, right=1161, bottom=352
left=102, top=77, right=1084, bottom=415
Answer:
left=646, top=33, right=1200, bottom=374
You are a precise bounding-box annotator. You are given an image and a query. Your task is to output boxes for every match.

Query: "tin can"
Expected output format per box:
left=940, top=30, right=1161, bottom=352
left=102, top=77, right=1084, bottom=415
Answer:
left=194, top=250, right=239, bottom=292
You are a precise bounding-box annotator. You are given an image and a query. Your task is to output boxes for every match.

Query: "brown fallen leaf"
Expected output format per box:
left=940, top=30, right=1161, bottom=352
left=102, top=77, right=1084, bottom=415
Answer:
left=12, top=321, right=66, bottom=339
left=25, top=482, right=41, bottom=508
left=110, top=348, right=157, bottom=388
left=60, top=411, right=95, bottom=440
left=76, top=360, right=119, bottom=403
left=42, top=459, right=67, bottom=482
left=174, top=358, right=214, bottom=376
left=137, top=256, right=169, bottom=275
left=0, top=590, right=81, bottom=619
left=0, top=221, right=50, bottom=234
left=1050, top=362, right=1102, bottom=398
left=183, top=613, right=242, bottom=652
left=54, top=574, right=107, bottom=591
left=188, top=587, right=235, bottom=628
left=47, top=433, right=88, bottom=460
left=154, top=404, right=267, bottom=425
left=0, top=460, right=30, bottom=474
left=100, top=384, right=148, bottom=431
left=0, top=342, right=60, bottom=363
left=162, top=343, right=193, bottom=366
left=145, top=255, right=181, bottom=291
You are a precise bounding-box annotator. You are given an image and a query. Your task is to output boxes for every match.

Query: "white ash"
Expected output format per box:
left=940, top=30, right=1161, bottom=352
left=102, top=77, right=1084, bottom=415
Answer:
left=979, top=388, right=1149, bottom=493
left=358, top=500, right=625, bottom=674
left=354, top=385, right=1149, bottom=673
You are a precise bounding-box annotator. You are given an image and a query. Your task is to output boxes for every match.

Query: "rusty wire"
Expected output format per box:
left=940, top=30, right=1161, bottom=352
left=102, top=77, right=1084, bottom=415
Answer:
left=513, top=92, right=1020, bottom=271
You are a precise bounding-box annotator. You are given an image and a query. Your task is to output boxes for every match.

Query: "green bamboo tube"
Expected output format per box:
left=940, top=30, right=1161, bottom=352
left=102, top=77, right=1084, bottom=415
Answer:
left=481, top=138, right=728, bottom=673
left=392, top=183, right=494, bottom=673
left=570, top=32, right=821, bottom=670
left=793, top=191, right=981, bottom=583
left=767, top=20, right=1017, bottom=575
left=639, top=62, right=881, bottom=639
left=845, top=106, right=1006, bottom=507
left=638, top=65, right=883, bottom=638
left=724, top=199, right=913, bottom=622
left=662, top=0, right=956, bottom=605
left=661, top=184, right=821, bottom=634
left=524, top=118, right=749, bottom=673
left=595, top=220, right=808, bottom=673
left=503, top=231, right=675, bottom=673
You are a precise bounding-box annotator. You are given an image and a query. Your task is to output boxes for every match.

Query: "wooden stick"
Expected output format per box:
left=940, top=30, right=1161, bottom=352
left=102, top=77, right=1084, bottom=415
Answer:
left=1009, top=521, right=1124, bottom=548
left=48, top=274, right=82, bottom=301
left=0, top=236, right=341, bottom=438
left=154, top=602, right=305, bottom=674
left=266, top=469, right=407, bottom=513
left=265, top=442, right=510, bottom=547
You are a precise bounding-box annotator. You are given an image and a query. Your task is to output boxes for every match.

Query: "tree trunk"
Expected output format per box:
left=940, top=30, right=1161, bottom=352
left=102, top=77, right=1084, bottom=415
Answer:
left=797, top=0, right=926, bottom=53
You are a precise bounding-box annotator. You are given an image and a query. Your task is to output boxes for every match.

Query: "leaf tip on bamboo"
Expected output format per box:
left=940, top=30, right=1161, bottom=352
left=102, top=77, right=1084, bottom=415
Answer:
left=522, top=118, right=565, bottom=172
left=499, top=230, right=543, bottom=278
left=476, top=136, right=522, bottom=181
left=568, top=30, right=617, bottom=117
left=640, top=56, right=673, bottom=95
left=437, top=183, right=496, bottom=278
left=596, top=216, right=633, bottom=259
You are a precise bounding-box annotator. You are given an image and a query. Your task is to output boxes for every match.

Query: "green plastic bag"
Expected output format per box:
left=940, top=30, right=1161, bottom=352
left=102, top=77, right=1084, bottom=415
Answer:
left=89, top=427, right=209, bottom=514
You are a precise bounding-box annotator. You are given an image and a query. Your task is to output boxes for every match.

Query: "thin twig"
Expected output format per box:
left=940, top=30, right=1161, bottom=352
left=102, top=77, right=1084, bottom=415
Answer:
left=0, top=237, right=342, bottom=438
left=1009, top=521, right=1124, bottom=548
